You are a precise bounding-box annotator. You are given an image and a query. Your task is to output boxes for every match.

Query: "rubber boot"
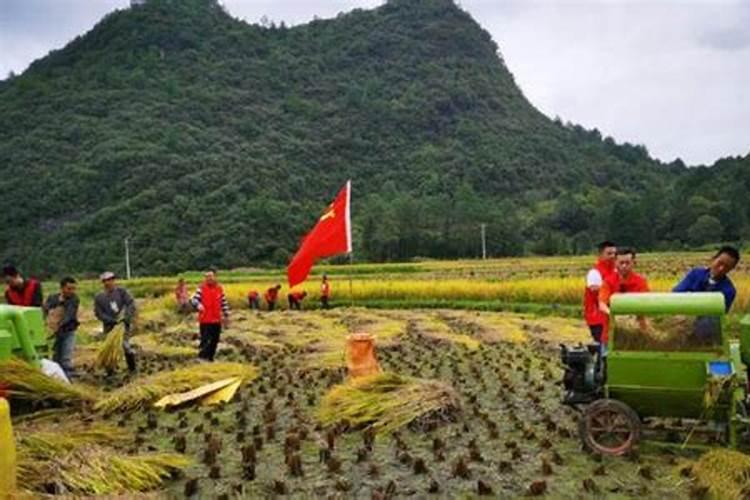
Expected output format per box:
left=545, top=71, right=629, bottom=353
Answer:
left=125, top=351, right=137, bottom=373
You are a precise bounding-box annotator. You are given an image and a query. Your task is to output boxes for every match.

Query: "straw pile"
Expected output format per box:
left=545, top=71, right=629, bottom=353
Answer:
left=16, top=422, right=130, bottom=459
left=94, top=324, right=125, bottom=371
left=94, top=362, right=259, bottom=413
left=21, top=446, right=189, bottom=495
left=319, top=372, right=460, bottom=434
left=0, top=359, right=95, bottom=405
left=615, top=315, right=722, bottom=352
left=690, top=449, right=750, bottom=499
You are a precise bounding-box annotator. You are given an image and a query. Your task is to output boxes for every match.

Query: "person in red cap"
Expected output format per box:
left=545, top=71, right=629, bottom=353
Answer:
left=190, top=268, right=230, bottom=362
left=288, top=291, right=307, bottom=310
left=3, top=264, right=42, bottom=307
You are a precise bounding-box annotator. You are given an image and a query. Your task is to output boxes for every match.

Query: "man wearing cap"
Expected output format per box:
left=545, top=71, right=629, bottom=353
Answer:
left=94, top=272, right=138, bottom=372
left=3, top=264, right=43, bottom=307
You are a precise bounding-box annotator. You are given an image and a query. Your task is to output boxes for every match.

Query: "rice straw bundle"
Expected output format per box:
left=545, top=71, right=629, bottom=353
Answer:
left=21, top=446, right=189, bottom=495
left=94, top=362, right=259, bottom=413
left=690, top=449, right=750, bottom=499
left=17, top=422, right=130, bottom=459
left=94, top=324, right=125, bottom=371
left=0, top=359, right=95, bottom=405
left=319, top=372, right=460, bottom=434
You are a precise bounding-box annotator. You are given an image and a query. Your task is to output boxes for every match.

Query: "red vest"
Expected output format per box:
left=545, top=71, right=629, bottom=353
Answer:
left=604, top=271, right=649, bottom=295
left=321, top=282, right=331, bottom=298
left=6, top=279, right=40, bottom=307
left=583, top=260, right=613, bottom=326
left=265, top=288, right=279, bottom=303
left=290, top=292, right=305, bottom=302
left=198, top=283, right=224, bottom=324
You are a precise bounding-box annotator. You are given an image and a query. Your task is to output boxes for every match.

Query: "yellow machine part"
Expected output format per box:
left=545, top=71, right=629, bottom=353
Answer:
left=0, top=397, right=17, bottom=496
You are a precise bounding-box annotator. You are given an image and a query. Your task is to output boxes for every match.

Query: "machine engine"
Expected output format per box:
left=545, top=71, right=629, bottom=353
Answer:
left=560, top=344, right=604, bottom=405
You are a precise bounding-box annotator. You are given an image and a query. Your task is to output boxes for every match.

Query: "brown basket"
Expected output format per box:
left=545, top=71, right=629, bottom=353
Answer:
left=346, top=333, right=380, bottom=378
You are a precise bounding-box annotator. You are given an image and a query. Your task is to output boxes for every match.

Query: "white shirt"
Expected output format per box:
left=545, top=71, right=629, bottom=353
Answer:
left=586, top=268, right=603, bottom=288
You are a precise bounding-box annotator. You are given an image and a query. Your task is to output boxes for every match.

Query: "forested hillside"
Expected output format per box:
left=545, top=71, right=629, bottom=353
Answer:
left=0, top=0, right=746, bottom=276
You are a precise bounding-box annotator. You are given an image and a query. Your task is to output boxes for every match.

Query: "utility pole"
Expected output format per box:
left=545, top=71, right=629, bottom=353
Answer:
left=481, top=223, right=487, bottom=260
left=124, top=236, right=132, bottom=280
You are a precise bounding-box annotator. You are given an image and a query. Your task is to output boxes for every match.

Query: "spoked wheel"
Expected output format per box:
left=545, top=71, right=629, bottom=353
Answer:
left=579, top=399, right=641, bottom=456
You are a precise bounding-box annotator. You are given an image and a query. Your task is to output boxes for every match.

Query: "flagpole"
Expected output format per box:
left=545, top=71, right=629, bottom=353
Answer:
left=349, top=252, right=354, bottom=307
left=346, top=180, right=354, bottom=308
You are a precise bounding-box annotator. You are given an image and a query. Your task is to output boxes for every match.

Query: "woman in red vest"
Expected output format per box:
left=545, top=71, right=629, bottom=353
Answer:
left=3, top=264, right=42, bottom=307
left=190, top=268, right=230, bottom=362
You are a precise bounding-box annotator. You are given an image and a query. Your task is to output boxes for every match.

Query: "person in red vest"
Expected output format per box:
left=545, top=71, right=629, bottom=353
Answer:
left=288, top=291, right=307, bottom=310
left=583, top=241, right=616, bottom=352
left=320, top=274, right=331, bottom=309
left=598, top=247, right=650, bottom=335
left=264, top=284, right=282, bottom=311
left=3, top=264, right=43, bottom=307
left=190, top=268, right=230, bottom=362
left=247, top=290, right=261, bottom=311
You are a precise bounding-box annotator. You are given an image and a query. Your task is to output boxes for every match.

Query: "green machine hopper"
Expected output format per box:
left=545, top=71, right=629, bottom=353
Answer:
left=0, top=305, right=48, bottom=367
left=561, top=292, right=750, bottom=456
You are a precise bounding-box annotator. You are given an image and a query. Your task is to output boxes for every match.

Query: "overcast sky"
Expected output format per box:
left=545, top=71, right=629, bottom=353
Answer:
left=1, top=0, right=748, bottom=165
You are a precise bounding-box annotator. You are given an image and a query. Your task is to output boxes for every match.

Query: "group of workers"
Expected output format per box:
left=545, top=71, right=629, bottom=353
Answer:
left=2, top=262, right=336, bottom=377
left=2, top=265, right=136, bottom=378
left=2, top=246, right=741, bottom=379
left=173, top=271, right=333, bottom=361
left=583, top=243, right=740, bottom=356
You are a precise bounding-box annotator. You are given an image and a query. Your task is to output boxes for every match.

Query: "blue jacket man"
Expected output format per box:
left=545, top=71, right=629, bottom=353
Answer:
left=673, top=246, right=740, bottom=312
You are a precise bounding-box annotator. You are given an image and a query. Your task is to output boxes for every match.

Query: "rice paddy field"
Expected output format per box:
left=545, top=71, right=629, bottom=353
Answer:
left=6, top=252, right=750, bottom=498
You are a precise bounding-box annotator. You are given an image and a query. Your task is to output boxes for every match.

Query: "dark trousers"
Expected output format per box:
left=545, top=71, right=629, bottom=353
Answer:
left=199, top=323, right=222, bottom=361
left=268, top=301, right=276, bottom=312
left=53, top=330, right=76, bottom=376
left=288, top=297, right=301, bottom=310
left=321, top=296, right=329, bottom=309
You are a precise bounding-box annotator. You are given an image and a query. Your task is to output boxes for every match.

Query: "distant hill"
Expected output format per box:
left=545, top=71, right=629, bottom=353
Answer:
left=0, top=0, right=746, bottom=276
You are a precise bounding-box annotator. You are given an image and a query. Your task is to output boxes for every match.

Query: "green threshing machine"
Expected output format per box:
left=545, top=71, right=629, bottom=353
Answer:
left=0, top=305, right=47, bottom=367
left=561, top=292, right=750, bottom=455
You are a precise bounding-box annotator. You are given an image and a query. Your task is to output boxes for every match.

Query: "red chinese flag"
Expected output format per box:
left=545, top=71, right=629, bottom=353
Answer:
left=287, top=180, right=352, bottom=287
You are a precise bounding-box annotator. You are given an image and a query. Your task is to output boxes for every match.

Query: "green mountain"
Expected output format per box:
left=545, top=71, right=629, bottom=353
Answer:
left=0, top=0, right=746, bottom=276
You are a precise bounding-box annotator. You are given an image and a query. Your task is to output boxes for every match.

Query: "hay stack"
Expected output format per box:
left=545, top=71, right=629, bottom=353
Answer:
left=94, top=362, right=258, bottom=413
left=690, top=449, right=750, bottom=500
left=319, top=372, right=460, bottom=434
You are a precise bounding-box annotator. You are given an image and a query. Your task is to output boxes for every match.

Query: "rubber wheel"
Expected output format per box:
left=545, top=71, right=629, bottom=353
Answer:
left=579, top=399, right=641, bottom=456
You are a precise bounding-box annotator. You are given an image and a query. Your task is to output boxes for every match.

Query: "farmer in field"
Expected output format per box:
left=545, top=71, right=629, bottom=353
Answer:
left=583, top=241, right=616, bottom=351
left=94, top=272, right=138, bottom=373
left=43, top=277, right=80, bottom=378
left=265, top=284, right=282, bottom=311
left=321, top=274, right=331, bottom=309
left=288, top=290, right=307, bottom=310
left=3, top=264, right=43, bottom=307
left=191, top=269, right=230, bottom=362
left=175, top=278, right=190, bottom=314
left=673, top=245, right=740, bottom=312
left=247, top=289, right=261, bottom=310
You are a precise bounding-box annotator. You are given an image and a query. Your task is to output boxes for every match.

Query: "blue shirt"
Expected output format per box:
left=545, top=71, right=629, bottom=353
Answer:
left=673, top=267, right=736, bottom=312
